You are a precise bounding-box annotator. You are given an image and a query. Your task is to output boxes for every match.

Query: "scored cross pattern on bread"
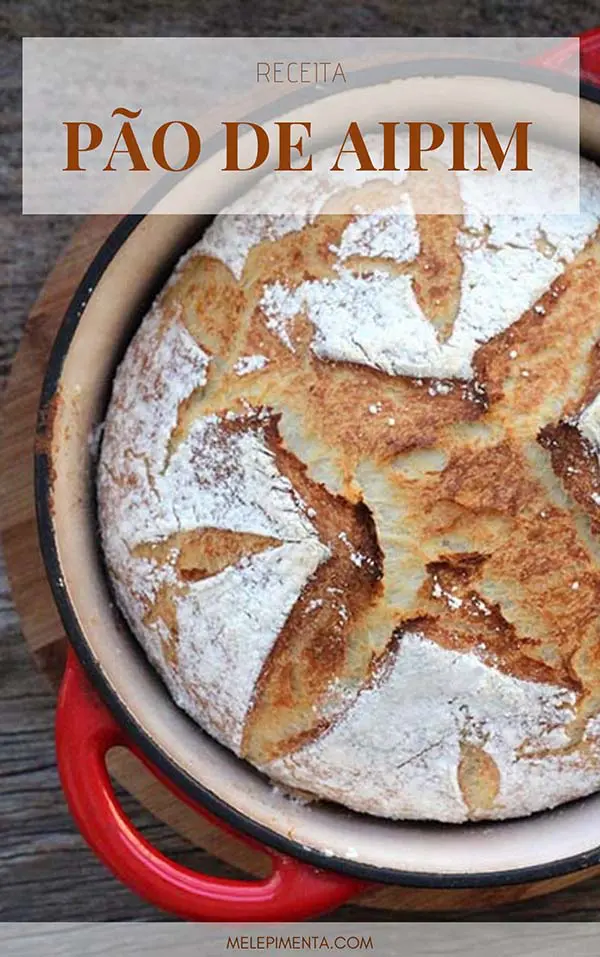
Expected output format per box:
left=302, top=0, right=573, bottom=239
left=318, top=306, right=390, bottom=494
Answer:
left=98, top=136, right=600, bottom=822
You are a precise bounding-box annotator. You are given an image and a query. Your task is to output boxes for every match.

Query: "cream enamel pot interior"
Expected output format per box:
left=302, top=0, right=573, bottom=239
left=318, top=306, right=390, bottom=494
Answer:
left=35, top=42, right=600, bottom=920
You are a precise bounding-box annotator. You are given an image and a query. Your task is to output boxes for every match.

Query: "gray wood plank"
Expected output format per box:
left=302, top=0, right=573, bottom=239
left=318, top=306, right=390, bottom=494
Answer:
left=5, top=0, right=600, bottom=922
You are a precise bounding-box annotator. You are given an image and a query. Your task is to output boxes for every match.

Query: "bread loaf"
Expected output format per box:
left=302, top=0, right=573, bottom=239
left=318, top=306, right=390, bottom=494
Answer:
left=98, top=138, right=600, bottom=822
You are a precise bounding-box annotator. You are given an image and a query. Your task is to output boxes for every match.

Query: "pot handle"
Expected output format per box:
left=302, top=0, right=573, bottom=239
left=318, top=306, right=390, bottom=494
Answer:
left=55, top=650, right=366, bottom=921
left=527, top=29, right=600, bottom=86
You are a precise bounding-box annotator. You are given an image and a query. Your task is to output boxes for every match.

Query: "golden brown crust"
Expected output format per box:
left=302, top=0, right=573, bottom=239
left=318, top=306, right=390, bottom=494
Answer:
left=539, top=422, right=600, bottom=533
left=243, top=419, right=384, bottom=764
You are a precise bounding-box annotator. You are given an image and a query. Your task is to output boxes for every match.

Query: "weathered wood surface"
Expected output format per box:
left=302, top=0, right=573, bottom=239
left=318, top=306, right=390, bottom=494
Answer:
left=5, top=0, right=600, bottom=922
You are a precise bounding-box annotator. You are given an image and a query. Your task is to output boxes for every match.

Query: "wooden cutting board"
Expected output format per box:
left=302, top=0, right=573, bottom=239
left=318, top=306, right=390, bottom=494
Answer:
left=3, top=215, right=600, bottom=916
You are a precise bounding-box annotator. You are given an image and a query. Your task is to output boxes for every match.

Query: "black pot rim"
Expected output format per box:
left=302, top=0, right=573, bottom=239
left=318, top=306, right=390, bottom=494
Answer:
left=34, top=57, right=600, bottom=891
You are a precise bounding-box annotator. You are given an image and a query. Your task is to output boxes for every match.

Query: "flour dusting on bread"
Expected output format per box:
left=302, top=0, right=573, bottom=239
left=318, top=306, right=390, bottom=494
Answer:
left=266, top=631, right=593, bottom=823
left=98, top=138, right=600, bottom=822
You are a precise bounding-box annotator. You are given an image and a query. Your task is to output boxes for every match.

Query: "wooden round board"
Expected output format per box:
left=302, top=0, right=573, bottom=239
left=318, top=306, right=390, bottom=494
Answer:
left=3, top=216, right=600, bottom=916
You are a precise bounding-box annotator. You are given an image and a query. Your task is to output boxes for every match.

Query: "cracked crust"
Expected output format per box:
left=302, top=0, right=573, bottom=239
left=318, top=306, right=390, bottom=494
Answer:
left=98, top=138, right=600, bottom=822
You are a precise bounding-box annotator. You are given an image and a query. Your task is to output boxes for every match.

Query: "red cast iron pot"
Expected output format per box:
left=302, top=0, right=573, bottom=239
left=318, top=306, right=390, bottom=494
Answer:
left=37, top=33, right=600, bottom=921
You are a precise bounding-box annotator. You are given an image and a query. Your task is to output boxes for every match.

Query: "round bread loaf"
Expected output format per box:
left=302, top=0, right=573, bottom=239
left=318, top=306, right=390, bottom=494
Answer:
left=98, top=138, right=600, bottom=822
